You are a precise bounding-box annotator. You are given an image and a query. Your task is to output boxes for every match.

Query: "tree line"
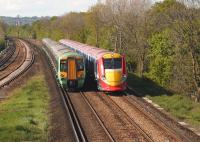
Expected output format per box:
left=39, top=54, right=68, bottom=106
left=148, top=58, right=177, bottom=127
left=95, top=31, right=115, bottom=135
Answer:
left=7, top=0, right=200, bottom=101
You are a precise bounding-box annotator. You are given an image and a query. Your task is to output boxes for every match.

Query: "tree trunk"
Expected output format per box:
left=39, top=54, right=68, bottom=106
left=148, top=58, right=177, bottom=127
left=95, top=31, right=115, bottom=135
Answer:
left=189, top=44, right=200, bottom=102
left=96, top=22, right=100, bottom=48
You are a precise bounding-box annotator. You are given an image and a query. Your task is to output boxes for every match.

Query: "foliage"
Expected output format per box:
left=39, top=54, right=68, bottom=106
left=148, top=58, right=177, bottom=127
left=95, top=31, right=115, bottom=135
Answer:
left=5, top=0, right=200, bottom=100
left=148, top=94, right=200, bottom=125
left=147, top=29, right=175, bottom=87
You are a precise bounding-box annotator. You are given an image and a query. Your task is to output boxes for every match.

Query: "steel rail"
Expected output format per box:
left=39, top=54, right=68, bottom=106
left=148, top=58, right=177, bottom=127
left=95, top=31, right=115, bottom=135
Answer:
left=126, top=87, right=196, bottom=142
left=98, top=92, right=155, bottom=142
left=42, top=45, right=87, bottom=142
left=80, top=92, right=115, bottom=142
left=0, top=41, right=16, bottom=68
left=0, top=39, right=34, bottom=88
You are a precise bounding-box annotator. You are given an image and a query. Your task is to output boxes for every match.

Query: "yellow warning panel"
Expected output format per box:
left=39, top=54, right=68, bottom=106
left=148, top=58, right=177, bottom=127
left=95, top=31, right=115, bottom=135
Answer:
left=103, top=53, right=121, bottom=59
left=105, top=69, right=122, bottom=86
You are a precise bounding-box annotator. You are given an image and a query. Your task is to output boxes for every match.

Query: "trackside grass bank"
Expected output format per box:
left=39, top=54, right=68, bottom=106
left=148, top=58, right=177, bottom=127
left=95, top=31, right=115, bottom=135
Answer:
left=128, top=73, right=200, bottom=128
left=0, top=74, right=49, bottom=141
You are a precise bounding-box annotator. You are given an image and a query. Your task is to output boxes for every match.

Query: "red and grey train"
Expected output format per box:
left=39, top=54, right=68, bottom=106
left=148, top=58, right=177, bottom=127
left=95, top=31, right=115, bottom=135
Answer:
left=60, top=39, right=127, bottom=91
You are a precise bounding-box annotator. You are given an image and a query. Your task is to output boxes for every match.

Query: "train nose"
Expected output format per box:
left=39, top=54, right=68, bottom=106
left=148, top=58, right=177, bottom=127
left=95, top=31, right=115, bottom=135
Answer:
left=105, top=69, right=122, bottom=86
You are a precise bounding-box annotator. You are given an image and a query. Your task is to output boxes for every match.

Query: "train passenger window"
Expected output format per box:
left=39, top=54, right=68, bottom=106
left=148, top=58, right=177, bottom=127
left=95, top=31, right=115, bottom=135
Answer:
left=60, top=60, right=67, bottom=72
left=104, top=58, right=122, bottom=69
left=77, top=59, right=84, bottom=71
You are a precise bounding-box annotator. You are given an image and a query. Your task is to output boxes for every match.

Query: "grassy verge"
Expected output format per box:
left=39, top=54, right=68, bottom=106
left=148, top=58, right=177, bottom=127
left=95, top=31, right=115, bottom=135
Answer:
left=0, top=74, right=50, bottom=142
left=128, top=73, right=200, bottom=127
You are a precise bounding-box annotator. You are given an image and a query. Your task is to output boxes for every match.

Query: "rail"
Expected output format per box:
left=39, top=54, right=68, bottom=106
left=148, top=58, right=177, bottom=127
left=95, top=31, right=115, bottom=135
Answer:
left=42, top=45, right=87, bottom=142
left=0, top=39, right=34, bottom=88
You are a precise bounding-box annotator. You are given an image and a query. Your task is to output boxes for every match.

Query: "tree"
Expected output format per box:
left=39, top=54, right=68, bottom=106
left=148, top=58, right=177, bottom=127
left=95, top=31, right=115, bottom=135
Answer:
left=148, top=29, right=175, bottom=87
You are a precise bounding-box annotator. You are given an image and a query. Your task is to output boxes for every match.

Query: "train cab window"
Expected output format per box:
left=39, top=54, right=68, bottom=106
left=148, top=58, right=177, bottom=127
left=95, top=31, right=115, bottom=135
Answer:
left=60, top=60, right=67, bottom=72
left=76, top=59, right=84, bottom=71
left=104, top=58, right=122, bottom=69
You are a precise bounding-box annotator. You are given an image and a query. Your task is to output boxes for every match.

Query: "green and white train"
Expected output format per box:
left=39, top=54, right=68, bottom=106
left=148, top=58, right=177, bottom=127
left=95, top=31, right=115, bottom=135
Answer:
left=43, top=38, right=85, bottom=90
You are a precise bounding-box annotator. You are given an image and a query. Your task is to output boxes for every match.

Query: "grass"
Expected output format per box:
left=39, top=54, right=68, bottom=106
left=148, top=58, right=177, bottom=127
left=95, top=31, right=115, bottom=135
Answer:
left=128, top=73, right=200, bottom=127
left=0, top=74, right=50, bottom=142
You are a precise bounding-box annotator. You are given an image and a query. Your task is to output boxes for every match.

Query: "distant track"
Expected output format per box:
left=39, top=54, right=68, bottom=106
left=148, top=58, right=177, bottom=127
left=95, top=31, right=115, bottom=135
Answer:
left=0, top=39, right=34, bottom=88
left=0, top=40, right=16, bottom=68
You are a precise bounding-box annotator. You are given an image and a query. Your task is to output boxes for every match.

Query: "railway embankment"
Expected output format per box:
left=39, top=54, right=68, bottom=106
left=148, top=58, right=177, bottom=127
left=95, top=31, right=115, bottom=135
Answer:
left=127, top=73, right=200, bottom=134
left=0, top=39, right=75, bottom=142
left=0, top=74, right=49, bottom=142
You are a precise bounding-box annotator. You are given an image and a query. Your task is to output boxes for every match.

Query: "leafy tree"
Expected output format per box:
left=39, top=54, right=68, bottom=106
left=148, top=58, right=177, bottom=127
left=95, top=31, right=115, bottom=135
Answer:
left=147, top=29, right=175, bottom=87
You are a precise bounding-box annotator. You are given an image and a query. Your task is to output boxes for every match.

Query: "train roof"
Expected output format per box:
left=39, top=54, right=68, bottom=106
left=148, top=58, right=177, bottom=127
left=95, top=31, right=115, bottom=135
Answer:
left=59, top=39, right=115, bottom=60
left=43, top=38, right=80, bottom=59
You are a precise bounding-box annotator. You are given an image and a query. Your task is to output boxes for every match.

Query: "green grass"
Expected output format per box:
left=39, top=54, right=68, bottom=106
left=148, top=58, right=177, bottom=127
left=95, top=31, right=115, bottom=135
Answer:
left=128, top=73, right=200, bottom=127
left=0, top=74, right=50, bottom=142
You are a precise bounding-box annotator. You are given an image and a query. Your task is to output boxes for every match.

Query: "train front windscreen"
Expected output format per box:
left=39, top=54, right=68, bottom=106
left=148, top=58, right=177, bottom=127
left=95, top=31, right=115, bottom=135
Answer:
left=103, top=58, right=122, bottom=86
left=60, top=60, right=68, bottom=79
left=103, top=58, right=122, bottom=69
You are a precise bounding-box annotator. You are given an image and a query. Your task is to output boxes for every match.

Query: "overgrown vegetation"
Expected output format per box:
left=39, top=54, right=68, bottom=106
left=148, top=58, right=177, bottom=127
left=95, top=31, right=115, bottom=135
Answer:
left=0, top=74, right=49, bottom=142
left=6, top=0, right=200, bottom=101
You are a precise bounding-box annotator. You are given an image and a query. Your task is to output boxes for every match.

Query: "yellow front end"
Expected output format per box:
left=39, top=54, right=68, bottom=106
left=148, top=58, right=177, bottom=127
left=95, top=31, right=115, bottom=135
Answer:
left=105, top=69, right=122, bottom=86
left=103, top=53, right=123, bottom=87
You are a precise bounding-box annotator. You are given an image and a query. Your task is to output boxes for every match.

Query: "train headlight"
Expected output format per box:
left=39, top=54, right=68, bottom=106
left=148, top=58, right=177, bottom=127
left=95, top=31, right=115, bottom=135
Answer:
left=102, top=75, right=106, bottom=80
left=123, top=74, right=127, bottom=79
left=61, top=74, right=65, bottom=78
left=60, top=72, right=67, bottom=78
left=80, top=73, right=84, bottom=78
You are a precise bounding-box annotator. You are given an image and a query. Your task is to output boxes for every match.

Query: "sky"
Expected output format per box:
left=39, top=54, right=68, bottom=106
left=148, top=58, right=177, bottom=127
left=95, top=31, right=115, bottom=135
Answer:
left=0, top=0, right=162, bottom=17
left=0, top=0, right=98, bottom=17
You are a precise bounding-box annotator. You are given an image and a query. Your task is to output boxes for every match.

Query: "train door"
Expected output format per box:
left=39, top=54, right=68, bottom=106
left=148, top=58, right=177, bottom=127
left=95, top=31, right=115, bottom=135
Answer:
left=68, top=58, right=77, bottom=80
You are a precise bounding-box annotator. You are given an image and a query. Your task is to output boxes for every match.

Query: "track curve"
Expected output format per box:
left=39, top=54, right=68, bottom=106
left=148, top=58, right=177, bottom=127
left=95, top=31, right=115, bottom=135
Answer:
left=0, top=39, right=34, bottom=88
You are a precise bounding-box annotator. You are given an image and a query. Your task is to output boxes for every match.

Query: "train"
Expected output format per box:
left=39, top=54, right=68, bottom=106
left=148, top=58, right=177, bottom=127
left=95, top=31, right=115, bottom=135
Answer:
left=42, top=38, right=85, bottom=90
left=60, top=39, right=127, bottom=92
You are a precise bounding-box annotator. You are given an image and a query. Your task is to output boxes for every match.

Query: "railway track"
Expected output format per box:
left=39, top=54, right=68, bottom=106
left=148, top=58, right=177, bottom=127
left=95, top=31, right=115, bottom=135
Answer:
left=0, top=40, right=16, bottom=69
left=83, top=91, right=152, bottom=141
left=0, top=42, right=19, bottom=71
left=84, top=91, right=196, bottom=142
left=0, top=39, right=34, bottom=88
left=42, top=39, right=198, bottom=141
left=43, top=44, right=114, bottom=142
left=61, top=90, right=87, bottom=142
left=0, top=41, right=25, bottom=80
left=70, top=91, right=115, bottom=142
left=126, top=88, right=200, bottom=142
left=42, top=45, right=86, bottom=142
left=107, top=93, right=183, bottom=142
